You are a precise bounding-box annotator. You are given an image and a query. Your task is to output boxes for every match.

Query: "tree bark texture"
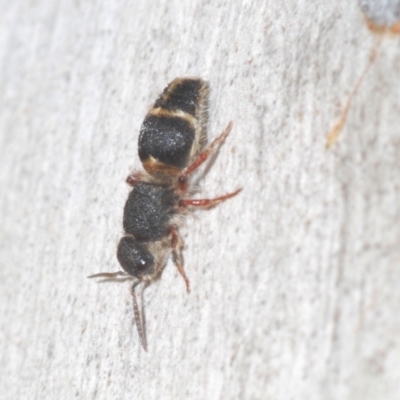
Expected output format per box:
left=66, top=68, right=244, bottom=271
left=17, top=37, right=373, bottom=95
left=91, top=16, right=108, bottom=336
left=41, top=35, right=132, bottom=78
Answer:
left=0, top=1, right=399, bottom=399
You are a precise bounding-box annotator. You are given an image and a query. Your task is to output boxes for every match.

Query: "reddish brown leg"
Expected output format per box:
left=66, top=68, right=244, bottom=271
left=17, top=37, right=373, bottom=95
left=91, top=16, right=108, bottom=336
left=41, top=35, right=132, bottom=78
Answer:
left=126, top=171, right=147, bottom=187
left=179, top=188, right=242, bottom=208
left=178, top=121, right=233, bottom=192
left=171, top=227, right=190, bottom=293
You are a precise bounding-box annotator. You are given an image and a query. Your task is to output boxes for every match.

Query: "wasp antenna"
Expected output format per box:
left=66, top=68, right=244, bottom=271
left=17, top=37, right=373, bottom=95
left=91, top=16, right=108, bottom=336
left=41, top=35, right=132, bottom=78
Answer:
left=131, top=281, right=147, bottom=351
left=87, top=271, right=128, bottom=279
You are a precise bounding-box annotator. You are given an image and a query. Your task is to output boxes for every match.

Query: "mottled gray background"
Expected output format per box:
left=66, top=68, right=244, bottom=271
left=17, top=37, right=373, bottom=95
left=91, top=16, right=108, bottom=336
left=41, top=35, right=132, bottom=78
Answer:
left=1, top=1, right=400, bottom=399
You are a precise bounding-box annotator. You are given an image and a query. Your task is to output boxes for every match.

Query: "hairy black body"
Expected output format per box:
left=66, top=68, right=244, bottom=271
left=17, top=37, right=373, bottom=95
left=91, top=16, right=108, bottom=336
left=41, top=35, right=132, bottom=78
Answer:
left=89, top=77, right=240, bottom=351
left=123, top=182, right=178, bottom=242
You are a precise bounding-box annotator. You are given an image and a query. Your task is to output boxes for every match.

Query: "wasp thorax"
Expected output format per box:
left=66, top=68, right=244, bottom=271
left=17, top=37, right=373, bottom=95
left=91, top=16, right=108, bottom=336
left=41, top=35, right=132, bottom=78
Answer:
left=123, top=182, right=178, bottom=242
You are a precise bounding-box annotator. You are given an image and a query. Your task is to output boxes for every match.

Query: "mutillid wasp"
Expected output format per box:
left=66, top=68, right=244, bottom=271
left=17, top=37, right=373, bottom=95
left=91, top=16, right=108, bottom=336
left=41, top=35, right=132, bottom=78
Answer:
left=89, top=78, right=241, bottom=350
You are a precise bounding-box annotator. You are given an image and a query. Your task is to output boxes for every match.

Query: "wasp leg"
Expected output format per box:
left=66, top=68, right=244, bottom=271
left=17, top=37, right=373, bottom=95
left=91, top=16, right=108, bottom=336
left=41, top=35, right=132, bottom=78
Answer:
left=179, top=188, right=241, bottom=208
left=171, top=227, right=190, bottom=293
left=126, top=171, right=149, bottom=187
left=178, top=121, right=233, bottom=192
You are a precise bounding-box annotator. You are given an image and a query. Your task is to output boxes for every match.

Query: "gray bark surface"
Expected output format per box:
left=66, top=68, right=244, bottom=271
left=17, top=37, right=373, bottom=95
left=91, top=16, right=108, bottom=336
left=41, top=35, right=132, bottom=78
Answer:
left=1, top=1, right=399, bottom=399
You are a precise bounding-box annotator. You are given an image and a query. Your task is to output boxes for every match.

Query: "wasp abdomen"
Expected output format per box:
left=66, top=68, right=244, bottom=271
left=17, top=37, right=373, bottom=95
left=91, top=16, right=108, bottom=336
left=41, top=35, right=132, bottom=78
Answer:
left=138, top=77, right=209, bottom=177
left=123, top=182, right=178, bottom=242
left=154, top=78, right=205, bottom=116
left=139, top=115, right=195, bottom=170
